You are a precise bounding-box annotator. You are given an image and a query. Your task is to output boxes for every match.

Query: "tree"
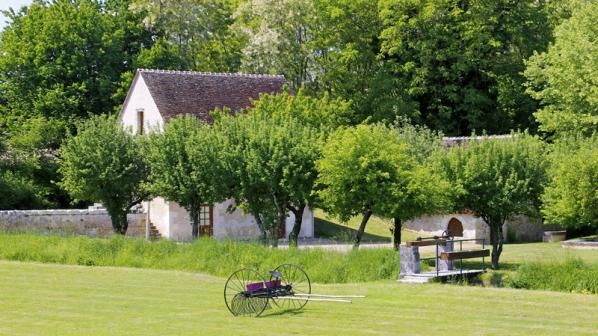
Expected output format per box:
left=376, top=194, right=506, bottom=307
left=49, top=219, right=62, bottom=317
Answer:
left=59, top=115, right=148, bottom=234
left=541, top=136, right=598, bottom=234
left=389, top=119, right=450, bottom=248
left=215, top=110, right=321, bottom=247
left=0, top=0, right=149, bottom=124
left=379, top=0, right=554, bottom=135
left=525, top=0, right=598, bottom=138
left=242, top=92, right=334, bottom=247
left=437, top=134, right=547, bottom=268
left=131, top=0, right=242, bottom=72
left=146, top=115, right=225, bottom=239
left=317, top=124, right=442, bottom=249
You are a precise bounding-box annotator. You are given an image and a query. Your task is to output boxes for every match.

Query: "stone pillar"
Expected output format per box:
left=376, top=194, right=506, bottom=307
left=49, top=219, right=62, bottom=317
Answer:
left=436, top=241, right=453, bottom=271
left=400, top=245, right=420, bottom=275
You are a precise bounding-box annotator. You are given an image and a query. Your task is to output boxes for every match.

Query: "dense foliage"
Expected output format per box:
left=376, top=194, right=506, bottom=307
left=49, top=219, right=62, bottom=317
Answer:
left=541, top=136, right=598, bottom=232
left=146, top=116, right=226, bottom=238
left=316, top=124, right=449, bottom=248
left=215, top=107, right=322, bottom=246
left=437, top=134, right=547, bottom=268
left=59, top=115, right=148, bottom=234
left=525, top=0, right=598, bottom=138
left=379, top=0, right=554, bottom=135
left=0, top=0, right=148, bottom=124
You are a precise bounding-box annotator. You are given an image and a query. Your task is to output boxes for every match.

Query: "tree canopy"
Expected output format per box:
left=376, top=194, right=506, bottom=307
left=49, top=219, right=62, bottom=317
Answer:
left=437, top=134, right=547, bottom=268
left=317, top=124, right=447, bottom=248
left=541, top=136, right=598, bottom=233
left=0, top=0, right=149, bottom=124
left=146, top=115, right=225, bottom=238
left=379, top=0, right=554, bottom=135
left=525, top=0, right=598, bottom=138
left=215, top=108, right=322, bottom=246
left=59, top=115, right=148, bottom=234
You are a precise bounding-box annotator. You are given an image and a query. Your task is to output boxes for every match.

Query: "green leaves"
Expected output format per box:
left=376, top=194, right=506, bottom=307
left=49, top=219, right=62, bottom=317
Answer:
left=0, top=0, right=148, bottom=123
left=438, top=133, right=548, bottom=224
left=379, top=0, right=553, bottom=135
left=525, top=0, right=598, bottom=138
left=316, top=123, right=448, bottom=223
left=541, top=136, right=598, bottom=231
left=59, top=114, right=148, bottom=233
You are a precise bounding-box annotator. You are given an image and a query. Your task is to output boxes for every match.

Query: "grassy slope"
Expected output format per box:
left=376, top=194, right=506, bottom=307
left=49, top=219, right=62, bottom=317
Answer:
left=314, top=209, right=419, bottom=243
left=0, top=261, right=597, bottom=336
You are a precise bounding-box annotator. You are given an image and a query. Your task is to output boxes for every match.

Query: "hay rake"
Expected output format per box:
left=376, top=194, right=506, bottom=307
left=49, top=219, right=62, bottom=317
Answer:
left=224, top=264, right=365, bottom=317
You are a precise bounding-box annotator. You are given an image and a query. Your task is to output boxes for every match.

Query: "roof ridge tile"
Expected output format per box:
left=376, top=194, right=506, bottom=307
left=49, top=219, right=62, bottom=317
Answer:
left=137, top=68, right=285, bottom=79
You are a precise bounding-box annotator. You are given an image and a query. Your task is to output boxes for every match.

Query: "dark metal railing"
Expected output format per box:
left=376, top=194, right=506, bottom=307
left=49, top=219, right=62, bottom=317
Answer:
left=417, top=236, right=486, bottom=276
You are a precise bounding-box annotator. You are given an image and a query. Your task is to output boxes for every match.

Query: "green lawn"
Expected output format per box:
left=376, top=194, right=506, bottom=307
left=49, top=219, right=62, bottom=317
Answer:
left=1, top=261, right=597, bottom=336
left=314, top=209, right=419, bottom=243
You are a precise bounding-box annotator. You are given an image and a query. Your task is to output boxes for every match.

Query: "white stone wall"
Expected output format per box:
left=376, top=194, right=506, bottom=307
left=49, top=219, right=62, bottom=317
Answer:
left=0, top=209, right=146, bottom=237
left=404, top=214, right=489, bottom=240
left=146, top=198, right=315, bottom=241
left=118, top=74, right=164, bottom=134
left=147, top=197, right=170, bottom=237
left=404, top=213, right=553, bottom=242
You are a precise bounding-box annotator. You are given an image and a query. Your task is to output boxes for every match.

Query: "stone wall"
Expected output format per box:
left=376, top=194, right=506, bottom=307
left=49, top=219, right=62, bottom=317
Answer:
left=404, top=213, right=559, bottom=243
left=0, top=209, right=146, bottom=238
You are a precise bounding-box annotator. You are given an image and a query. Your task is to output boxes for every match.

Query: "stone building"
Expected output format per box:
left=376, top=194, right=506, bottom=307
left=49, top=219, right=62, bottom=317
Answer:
left=118, top=69, right=314, bottom=241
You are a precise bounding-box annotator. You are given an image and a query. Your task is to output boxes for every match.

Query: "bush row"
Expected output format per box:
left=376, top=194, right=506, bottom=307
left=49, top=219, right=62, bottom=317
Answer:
left=507, top=258, right=598, bottom=295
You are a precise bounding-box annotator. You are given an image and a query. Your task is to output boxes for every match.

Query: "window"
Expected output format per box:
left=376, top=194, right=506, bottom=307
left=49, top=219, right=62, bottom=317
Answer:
left=199, top=205, right=211, bottom=227
left=137, top=109, right=144, bottom=135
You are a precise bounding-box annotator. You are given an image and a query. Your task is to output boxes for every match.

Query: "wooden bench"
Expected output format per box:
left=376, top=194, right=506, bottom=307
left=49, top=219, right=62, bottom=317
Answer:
left=440, top=249, right=489, bottom=261
left=405, top=239, right=447, bottom=247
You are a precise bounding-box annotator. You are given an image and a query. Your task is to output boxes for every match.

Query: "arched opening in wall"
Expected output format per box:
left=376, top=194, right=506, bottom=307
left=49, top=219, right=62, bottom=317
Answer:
left=447, top=218, right=463, bottom=237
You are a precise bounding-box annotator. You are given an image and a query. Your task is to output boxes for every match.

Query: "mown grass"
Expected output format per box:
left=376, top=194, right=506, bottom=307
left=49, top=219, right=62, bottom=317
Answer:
left=1, top=260, right=597, bottom=336
left=0, top=233, right=399, bottom=283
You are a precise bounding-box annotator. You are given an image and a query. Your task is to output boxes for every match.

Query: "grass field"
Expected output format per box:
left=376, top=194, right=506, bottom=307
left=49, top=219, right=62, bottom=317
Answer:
left=0, top=260, right=596, bottom=336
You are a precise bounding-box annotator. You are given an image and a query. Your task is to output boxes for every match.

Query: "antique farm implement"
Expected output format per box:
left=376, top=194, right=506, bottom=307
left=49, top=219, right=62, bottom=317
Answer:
left=224, top=264, right=365, bottom=317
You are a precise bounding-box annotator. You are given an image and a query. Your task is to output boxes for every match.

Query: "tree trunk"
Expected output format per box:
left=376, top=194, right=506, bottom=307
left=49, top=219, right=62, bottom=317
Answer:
left=288, top=203, right=305, bottom=248
left=391, top=217, right=402, bottom=251
left=108, top=209, right=128, bottom=235
left=189, top=204, right=200, bottom=239
left=353, top=208, right=372, bottom=250
left=489, top=222, right=504, bottom=269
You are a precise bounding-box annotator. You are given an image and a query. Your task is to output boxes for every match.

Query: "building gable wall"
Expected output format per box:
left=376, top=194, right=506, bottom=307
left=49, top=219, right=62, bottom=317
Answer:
left=119, top=74, right=164, bottom=134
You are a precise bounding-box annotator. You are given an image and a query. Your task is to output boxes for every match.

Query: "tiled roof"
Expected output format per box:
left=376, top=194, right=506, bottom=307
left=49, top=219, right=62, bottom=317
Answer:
left=138, top=69, right=286, bottom=122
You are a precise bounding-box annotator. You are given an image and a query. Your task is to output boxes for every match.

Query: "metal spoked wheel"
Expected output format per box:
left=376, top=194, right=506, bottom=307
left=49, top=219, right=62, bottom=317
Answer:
left=270, top=264, right=311, bottom=310
left=224, top=268, right=269, bottom=317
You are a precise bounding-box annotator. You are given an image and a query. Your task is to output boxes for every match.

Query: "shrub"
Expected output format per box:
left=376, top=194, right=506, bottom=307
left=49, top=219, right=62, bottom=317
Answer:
left=508, top=258, right=598, bottom=294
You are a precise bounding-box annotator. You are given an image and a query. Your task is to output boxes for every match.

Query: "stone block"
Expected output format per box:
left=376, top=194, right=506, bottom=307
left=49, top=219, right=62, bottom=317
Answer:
left=400, top=245, right=421, bottom=275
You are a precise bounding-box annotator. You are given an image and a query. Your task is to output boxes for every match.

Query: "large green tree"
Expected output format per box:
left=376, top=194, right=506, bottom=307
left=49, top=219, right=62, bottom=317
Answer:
left=379, top=0, right=554, bottom=135
left=437, top=134, right=547, bottom=268
left=541, top=136, right=598, bottom=234
left=525, top=0, right=598, bottom=138
left=241, top=92, right=338, bottom=247
left=215, top=109, right=321, bottom=247
left=0, top=0, right=149, bottom=124
left=146, top=115, right=225, bottom=239
left=131, top=0, right=242, bottom=72
left=59, top=115, right=148, bottom=234
left=317, top=124, right=446, bottom=249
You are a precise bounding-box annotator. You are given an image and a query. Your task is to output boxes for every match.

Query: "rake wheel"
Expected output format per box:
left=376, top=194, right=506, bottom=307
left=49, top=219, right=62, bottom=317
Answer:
left=270, top=264, right=311, bottom=310
left=224, top=268, right=269, bottom=317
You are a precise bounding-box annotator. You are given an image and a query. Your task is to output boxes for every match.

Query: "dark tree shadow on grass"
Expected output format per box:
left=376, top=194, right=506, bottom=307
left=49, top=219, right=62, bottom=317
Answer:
left=314, top=217, right=391, bottom=243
